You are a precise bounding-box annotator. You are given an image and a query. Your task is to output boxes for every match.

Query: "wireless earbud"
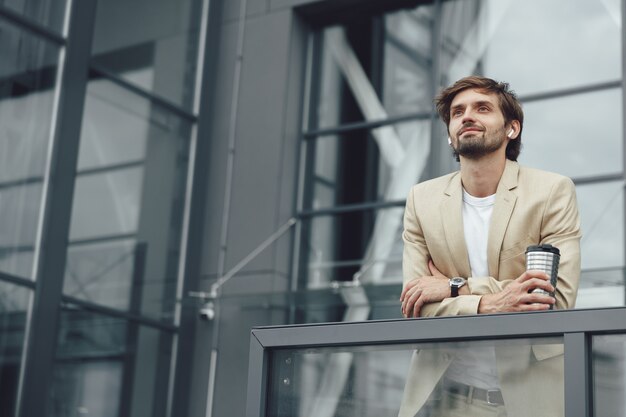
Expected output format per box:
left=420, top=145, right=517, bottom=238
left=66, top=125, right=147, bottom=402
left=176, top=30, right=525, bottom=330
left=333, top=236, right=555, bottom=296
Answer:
left=507, top=129, right=514, bottom=138
left=447, top=136, right=452, bottom=145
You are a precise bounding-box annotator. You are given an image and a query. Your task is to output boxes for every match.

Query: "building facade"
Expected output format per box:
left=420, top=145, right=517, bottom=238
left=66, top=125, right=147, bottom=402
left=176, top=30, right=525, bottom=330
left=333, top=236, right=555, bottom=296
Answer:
left=0, top=0, right=624, bottom=416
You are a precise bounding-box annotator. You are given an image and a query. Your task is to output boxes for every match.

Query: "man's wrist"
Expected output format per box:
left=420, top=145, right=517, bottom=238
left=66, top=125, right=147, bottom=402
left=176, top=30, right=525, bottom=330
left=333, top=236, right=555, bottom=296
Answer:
left=449, top=277, right=467, bottom=297
left=458, top=282, right=471, bottom=296
left=478, top=293, right=498, bottom=314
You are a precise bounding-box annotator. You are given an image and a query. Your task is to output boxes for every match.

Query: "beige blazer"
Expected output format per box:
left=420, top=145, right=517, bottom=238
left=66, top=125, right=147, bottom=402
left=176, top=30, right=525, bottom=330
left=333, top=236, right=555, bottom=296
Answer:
left=399, top=160, right=581, bottom=417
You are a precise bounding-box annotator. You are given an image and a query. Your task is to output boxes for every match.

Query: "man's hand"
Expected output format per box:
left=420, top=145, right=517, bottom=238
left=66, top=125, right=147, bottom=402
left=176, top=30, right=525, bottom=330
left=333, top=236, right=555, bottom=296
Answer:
left=400, top=260, right=450, bottom=318
left=478, top=270, right=555, bottom=314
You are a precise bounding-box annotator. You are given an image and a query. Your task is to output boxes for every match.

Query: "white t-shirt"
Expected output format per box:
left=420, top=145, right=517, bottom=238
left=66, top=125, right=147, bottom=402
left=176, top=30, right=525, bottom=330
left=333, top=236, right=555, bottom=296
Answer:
left=445, top=189, right=499, bottom=389
left=462, top=190, right=496, bottom=278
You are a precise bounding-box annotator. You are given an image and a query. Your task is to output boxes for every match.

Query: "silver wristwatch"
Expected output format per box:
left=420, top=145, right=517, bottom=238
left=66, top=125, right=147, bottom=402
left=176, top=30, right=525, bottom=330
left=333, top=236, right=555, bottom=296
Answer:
left=449, top=277, right=467, bottom=297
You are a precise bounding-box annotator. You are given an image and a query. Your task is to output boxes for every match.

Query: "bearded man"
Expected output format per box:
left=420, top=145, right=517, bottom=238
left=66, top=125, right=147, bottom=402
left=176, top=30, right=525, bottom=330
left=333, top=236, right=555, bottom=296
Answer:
left=398, top=76, right=581, bottom=417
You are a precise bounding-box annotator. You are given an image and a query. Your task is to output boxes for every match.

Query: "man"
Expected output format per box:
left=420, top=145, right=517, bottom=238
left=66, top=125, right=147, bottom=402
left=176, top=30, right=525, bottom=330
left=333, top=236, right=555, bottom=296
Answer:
left=397, top=76, right=581, bottom=417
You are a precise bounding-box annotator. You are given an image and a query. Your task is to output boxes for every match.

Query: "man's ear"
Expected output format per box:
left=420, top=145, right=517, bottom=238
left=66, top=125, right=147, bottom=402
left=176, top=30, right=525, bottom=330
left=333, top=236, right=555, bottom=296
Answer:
left=507, top=120, right=521, bottom=139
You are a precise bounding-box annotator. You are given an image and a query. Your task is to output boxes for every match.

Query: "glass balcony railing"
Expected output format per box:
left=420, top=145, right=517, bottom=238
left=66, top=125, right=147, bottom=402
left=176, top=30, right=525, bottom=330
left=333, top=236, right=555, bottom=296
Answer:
left=247, top=307, right=626, bottom=417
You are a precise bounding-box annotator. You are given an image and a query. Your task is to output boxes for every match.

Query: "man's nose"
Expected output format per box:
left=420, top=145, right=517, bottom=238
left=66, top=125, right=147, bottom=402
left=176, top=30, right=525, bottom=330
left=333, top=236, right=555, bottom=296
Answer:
left=461, top=112, right=477, bottom=124
left=461, top=112, right=476, bottom=125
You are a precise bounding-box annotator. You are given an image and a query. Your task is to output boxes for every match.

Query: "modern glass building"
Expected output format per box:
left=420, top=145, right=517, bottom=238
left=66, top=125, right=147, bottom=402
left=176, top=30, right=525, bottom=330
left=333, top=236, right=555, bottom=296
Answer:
left=0, top=0, right=624, bottom=416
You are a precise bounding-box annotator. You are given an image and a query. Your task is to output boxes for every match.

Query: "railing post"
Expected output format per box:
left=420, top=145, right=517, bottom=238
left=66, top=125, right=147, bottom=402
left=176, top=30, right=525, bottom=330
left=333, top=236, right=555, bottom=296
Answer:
left=246, top=332, right=269, bottom=417
left=564, top=332, right=592, bottom=417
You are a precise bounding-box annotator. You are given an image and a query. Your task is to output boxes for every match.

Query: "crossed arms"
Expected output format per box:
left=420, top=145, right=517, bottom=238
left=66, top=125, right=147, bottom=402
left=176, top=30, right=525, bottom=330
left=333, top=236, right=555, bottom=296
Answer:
left=400, top=175, right=581, bottom=318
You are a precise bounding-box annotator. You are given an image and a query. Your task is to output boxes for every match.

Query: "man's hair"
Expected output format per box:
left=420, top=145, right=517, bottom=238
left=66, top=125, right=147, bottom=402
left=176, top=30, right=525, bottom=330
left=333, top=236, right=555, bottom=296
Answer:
left=435, top=76, right=524, bottom=161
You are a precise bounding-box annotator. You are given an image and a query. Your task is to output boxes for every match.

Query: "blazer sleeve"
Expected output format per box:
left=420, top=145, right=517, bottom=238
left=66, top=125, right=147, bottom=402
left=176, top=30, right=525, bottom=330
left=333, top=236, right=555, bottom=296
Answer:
left=539, top=176, right=581, bottom=309
left=402, top=186, right=430, bottom=285
left=403, top=185, right=483, bottom=317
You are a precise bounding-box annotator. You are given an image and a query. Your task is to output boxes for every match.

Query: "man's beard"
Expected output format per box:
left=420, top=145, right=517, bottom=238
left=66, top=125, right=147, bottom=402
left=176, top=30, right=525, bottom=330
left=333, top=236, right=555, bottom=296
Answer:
left=453, top=127, right=506, bottom=160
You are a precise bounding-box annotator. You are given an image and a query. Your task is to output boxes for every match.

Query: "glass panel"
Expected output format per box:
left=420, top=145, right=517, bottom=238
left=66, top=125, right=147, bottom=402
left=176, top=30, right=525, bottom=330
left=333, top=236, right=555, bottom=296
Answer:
left=64, top=239, right=139, bottom=311
left=575, top=181, right=625, bottom=309
left=0, top=18, right=61, bottom=279
left=520, top=88, right=622, bottom=178
left=90, top=0, right=205, bottom=110
left=314, top=3, right=434, bottom=129
left=217, top=280, right=403, bottom=325
left=1, top=0, right=67, bottom=33
left=0, top=183, right=41, bottom=278
left=303, top=208, right=404, bottom=289
left=75, top=80, right=149, bottom=171
left=315, top=26, right=367, bottom=129
left=309, top=120, right=431, bottom=210
left=49, top=306, right=174, bottom=417
left=578, top=268, right=625, bottom=309
left=382, top=7, right=434, bottom=116
left=267, top=337, right=564, bottom=417
left=70, top=168, right=143, bottom=240
left=593, top=334, right=626, bottom=416
left=0, top=281, right=31, bottom=417
left=577, top=181, right=624, bottom=271
left=65, top=78, right=191, bottom=322
left=439, top=0, right=622, bottom=96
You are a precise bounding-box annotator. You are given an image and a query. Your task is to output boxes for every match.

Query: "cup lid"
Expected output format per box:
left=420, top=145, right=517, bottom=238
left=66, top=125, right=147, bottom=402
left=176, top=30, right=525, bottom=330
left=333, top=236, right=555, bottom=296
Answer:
left=526, top=244, right=560, bottom=255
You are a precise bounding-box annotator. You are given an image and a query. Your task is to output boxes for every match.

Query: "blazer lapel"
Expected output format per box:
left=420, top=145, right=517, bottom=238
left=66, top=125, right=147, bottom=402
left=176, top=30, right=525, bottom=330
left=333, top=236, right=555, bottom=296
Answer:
left=441, top=172, right=471, bottom=277
left=487, top=160, right=519, bottom=278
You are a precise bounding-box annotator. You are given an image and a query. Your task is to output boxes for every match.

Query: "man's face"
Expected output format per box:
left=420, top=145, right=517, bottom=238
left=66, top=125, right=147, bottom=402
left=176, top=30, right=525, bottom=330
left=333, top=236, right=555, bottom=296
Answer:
left=448, top=88, right=510, bottom=160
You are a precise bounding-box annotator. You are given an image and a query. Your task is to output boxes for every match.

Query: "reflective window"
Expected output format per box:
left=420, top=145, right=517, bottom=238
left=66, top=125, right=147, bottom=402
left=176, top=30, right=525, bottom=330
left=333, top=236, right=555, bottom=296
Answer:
left=314, top=5, right=435, bottom=129
left=1, top=0, right=68, bottom=33
left=90, top=0, right=206, bottom=110
left=575, top=181, right=624, bottom=308
left=520, top=88, right=623, bottom=178
left=0, top=282, right=30, bottom=417
left=303, top=207, right=404, bottom=289
left=577, top=181, right=624, bottom=271
left=48, top=307, right=174, bottom=417
left=0, top=184, right=42, bottom=278
left=64, top=79, right=191, bottom=322
left=593, top=334, right=626, bottom=416
left=267, top=337, right=564, bottom=417
left=70, top=168, right=143, bottom=240
left=0, top=1, right=197, bottom=416
left=64, top=239, right=141, bottom=312
left=0, top=18, right=61, bottom=279
left=75, top=80, right=150, bottom=171
left=382, top=8, right=434, bottom=116
left=308, top=120, right=431, bottom=210
left=439, top=0, right=622, bottom=95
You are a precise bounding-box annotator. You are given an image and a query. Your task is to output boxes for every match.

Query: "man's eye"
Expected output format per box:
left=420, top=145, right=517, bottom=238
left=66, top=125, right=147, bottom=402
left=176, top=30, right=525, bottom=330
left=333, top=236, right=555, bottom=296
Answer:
left=478, top=106, right=489, bottom=112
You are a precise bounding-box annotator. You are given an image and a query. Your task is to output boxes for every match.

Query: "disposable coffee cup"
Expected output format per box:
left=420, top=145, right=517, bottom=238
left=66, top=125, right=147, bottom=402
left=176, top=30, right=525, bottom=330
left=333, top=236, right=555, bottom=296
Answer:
left=526, top=244, right=560, bottom=309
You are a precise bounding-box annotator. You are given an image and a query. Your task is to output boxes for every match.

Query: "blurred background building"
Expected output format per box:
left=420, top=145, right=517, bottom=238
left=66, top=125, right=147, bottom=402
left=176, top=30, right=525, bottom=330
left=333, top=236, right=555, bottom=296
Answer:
left=0, top=0, right=624, bottom=416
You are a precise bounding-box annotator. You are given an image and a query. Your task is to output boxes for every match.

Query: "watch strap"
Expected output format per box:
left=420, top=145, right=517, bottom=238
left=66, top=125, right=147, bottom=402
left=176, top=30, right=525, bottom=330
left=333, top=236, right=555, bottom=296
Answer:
left=449, top=277, right=466, bottom=298
left=451, top=284, right=460, bottom=297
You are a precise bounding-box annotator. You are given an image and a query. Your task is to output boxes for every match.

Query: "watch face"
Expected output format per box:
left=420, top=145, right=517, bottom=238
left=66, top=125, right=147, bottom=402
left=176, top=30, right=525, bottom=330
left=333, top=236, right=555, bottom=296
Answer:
left=450, top=277, right=466, bottom=287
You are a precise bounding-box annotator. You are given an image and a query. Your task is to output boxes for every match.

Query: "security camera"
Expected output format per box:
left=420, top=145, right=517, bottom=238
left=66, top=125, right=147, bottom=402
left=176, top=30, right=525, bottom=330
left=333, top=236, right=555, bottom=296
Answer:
left=199, top=301, right=215, bottom=321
